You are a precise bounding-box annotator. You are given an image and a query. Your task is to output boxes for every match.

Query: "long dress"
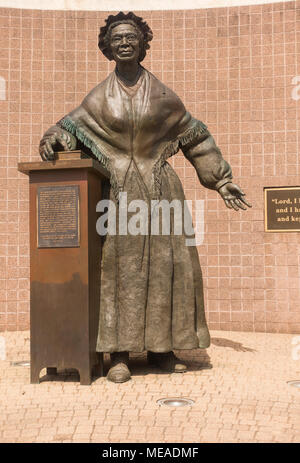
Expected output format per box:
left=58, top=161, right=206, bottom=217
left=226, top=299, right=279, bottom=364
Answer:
left=49, top=67, right=232, bottom=353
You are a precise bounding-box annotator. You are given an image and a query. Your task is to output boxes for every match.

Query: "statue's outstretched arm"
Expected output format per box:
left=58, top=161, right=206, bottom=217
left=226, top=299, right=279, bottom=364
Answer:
left=182, top=130, right=251, bottom=211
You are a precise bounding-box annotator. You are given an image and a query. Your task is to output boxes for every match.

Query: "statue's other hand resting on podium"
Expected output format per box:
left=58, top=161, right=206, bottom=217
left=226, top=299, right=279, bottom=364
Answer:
left=39, top=126, right=77, bottom=161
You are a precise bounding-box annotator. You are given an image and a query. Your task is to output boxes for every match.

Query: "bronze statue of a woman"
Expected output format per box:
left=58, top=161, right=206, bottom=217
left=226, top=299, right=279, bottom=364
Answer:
left=39, top=12, right=251, bottom=383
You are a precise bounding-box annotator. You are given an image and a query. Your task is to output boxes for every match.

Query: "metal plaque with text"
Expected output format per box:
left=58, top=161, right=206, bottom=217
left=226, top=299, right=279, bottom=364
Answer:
left=264, top=186, right=300, bottom=232
left=37, top=185, right=80, bottom=247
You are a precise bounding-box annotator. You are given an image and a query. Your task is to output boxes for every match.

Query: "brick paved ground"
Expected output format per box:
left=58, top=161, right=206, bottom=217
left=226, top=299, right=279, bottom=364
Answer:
left=0, top=330, right=299, bottom=443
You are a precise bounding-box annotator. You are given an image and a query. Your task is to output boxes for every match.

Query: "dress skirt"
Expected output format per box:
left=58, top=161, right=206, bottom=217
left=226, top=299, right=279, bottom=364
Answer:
left=96, top=160, right=210, bottom=353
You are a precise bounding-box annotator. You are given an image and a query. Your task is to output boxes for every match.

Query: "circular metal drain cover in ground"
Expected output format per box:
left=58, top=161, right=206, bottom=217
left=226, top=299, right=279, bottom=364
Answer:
left=287, top=380, right=300, bottom=389
left=157, top=397, right=195, bottom=407
left=11, top=361, right=30, bottom=367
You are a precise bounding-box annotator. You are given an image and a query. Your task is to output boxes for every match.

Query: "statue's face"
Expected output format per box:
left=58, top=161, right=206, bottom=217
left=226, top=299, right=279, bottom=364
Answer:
left=110, top=23, right=141, bottom=64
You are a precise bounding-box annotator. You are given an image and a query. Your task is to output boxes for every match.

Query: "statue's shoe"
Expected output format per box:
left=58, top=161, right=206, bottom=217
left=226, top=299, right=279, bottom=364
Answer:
left=107, top=363, right=131, bottom=383
left=147, top=351, right=187, bottom=373
left=107, top=352, right=131, bottom=383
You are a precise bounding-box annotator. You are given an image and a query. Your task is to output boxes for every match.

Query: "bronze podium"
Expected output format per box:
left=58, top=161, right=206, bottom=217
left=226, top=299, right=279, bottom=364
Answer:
left=18, top=151, right=108, bottom=385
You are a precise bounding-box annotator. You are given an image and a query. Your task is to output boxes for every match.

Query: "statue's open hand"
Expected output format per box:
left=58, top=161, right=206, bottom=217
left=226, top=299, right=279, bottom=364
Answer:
left=218, top=182, right=252, bottom=211
left=39, top=129, right=76, bottom=161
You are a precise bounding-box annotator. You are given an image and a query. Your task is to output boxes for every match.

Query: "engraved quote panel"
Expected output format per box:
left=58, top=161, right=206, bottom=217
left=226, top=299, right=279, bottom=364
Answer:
left=37, top=185, right=80, bottom=248
left=264, top=186, right=300, bottom=232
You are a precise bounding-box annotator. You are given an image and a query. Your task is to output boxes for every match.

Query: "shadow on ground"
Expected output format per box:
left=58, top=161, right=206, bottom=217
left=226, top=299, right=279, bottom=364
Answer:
left=24, top=338, right=256, bottom=384
left=211, top=337, right=257, bottom=352
left=39, top=368, right=82, bottom=383
left=126, top=349, right=212, bottom=378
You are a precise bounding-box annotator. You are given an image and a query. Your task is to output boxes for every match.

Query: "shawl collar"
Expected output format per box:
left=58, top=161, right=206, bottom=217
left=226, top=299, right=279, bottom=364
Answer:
left=58, top=69, right=207, bottom=199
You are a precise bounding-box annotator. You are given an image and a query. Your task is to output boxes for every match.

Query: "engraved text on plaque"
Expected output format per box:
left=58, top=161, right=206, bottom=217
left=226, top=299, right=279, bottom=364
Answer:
left=264, top=186, right=300, bottom=232
left=37, top=185, right=80, bottom=247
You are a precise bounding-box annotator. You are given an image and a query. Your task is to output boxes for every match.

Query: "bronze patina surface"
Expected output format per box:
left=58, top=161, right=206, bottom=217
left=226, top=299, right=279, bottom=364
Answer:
left=38, top=12, right=251, bottom=383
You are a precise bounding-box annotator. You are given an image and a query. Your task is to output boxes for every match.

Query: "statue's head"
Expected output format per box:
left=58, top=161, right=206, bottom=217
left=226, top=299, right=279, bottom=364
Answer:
left=98, top=11, right=153, bottom=64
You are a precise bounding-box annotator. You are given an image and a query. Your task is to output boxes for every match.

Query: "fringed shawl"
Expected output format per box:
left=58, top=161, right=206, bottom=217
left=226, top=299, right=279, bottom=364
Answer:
left=57, top=68, right=209, bottom=200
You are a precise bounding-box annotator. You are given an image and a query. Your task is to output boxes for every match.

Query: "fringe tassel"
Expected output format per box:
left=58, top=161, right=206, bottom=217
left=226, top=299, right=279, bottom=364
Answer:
left=178, top=121, right=208, bottom=147
left=152, top=120, right=209, bottom=199
left=58, top=116, right=120, bottom=200
left=58, top=116, right=208, bottom=201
